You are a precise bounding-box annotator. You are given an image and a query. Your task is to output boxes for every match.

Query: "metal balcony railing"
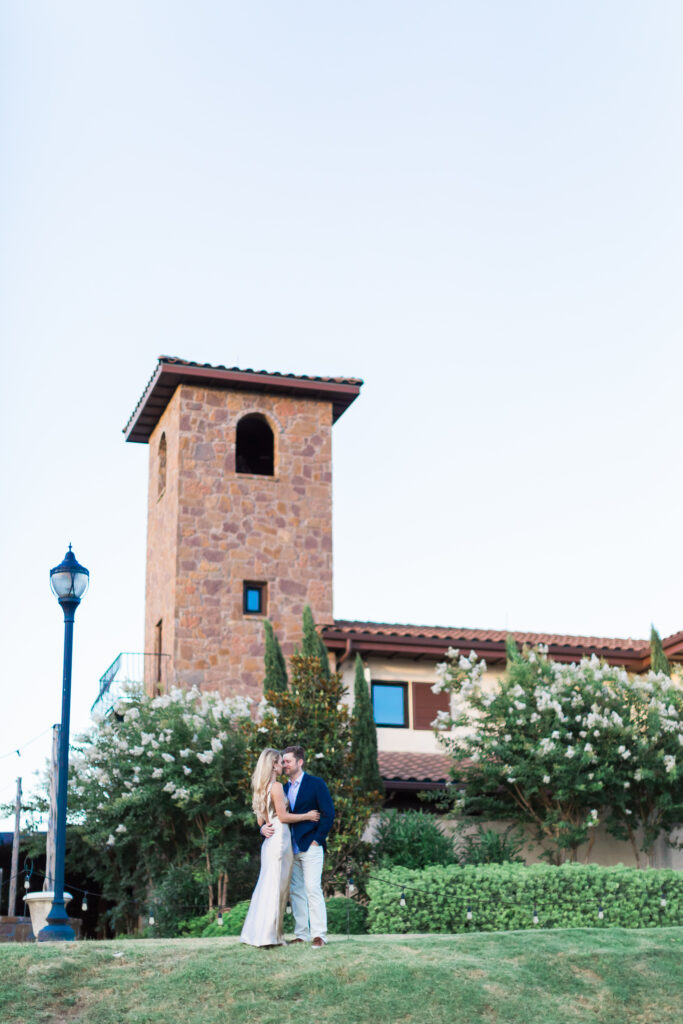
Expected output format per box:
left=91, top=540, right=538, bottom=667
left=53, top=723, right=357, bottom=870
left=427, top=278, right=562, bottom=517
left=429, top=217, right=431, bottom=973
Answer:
left=93, top=652, right=171, bottom=712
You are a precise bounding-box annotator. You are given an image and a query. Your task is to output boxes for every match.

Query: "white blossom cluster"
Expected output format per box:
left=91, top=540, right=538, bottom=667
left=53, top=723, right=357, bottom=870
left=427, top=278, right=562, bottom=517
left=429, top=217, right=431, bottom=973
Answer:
left=70, top=683, right=253, bottom=847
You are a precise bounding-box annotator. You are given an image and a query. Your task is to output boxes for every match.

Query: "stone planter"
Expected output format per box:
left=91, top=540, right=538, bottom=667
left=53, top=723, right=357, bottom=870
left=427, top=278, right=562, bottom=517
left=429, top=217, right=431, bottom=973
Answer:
left=24, top=892, right=73, bottom=938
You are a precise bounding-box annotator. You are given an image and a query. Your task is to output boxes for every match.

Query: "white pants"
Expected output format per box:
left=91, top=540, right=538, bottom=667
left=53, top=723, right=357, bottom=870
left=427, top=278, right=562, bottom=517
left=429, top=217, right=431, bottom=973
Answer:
left=290, top=844, right=326, bottom=942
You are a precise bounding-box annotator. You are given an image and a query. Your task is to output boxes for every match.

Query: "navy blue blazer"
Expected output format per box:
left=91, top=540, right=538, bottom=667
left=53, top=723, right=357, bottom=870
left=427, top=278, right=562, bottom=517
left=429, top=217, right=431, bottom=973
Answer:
left=284, top=772, right=335, bottom=852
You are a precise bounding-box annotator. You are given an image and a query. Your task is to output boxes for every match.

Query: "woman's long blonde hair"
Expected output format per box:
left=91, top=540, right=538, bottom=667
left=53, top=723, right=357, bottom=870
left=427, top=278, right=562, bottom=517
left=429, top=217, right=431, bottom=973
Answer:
left=251, top=748, right=282, bottom=821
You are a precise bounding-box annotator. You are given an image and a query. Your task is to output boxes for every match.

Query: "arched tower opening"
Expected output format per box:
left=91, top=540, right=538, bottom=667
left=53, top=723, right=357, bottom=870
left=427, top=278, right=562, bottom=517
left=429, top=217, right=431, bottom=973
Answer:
left=236, top=413, right=274, bottom=476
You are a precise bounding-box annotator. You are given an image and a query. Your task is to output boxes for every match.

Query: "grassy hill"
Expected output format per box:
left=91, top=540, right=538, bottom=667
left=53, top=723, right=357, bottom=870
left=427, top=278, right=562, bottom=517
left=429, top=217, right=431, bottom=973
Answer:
left=1, top=929, right=681, bottom=1024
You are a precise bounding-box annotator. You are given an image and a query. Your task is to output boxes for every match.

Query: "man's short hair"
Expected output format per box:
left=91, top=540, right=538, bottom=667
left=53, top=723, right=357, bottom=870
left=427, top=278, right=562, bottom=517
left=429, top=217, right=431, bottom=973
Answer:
left=282, top=745, right=305, bottom=764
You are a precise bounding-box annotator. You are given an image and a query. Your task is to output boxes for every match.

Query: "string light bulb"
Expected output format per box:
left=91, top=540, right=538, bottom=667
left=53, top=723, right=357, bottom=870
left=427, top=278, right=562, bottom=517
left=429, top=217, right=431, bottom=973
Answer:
left=286, top=902, right=292, bottom=915
left=347, top=877, right=356, bottom=896
left=82, top=896, right=88, bottom=913
left=661, top=893, right=667, bottom=909
left=598, top=905, right=604, bottom=921
left=149, top=913, right=155, bottom=926
left=400, top=889, right=406, bottom=908
left=532, top=907, right=539, bottom=926
left=24, top=877, right=30, bottom=890
left=217, top=911, right=224, bottom=927
left=466, top=905, right=472, bottom=922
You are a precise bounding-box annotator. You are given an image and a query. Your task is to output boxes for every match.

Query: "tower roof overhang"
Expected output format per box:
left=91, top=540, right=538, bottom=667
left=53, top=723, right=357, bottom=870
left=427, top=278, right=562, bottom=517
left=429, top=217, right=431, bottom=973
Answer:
left=124, top=356, right=363, bottom=442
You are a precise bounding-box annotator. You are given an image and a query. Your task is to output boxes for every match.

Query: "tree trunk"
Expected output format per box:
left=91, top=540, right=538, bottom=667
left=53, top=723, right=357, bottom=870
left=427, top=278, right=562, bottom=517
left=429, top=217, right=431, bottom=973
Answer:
left=626, top=822, right=642, bottom=869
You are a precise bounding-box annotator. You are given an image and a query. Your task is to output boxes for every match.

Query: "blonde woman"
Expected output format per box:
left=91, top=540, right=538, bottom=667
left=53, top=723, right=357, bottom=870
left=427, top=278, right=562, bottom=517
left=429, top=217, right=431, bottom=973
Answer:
left=240, top=748, right=320, bottom=947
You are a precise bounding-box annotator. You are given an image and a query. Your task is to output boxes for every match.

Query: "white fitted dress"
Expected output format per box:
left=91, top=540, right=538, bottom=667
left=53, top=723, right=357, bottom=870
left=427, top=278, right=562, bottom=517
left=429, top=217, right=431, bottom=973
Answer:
left=240, top=787, right=293, bottom=946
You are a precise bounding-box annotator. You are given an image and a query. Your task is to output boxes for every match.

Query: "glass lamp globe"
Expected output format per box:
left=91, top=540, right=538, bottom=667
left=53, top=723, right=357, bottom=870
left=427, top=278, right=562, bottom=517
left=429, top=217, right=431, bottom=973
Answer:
left=50, top=545, right=89, bottom=602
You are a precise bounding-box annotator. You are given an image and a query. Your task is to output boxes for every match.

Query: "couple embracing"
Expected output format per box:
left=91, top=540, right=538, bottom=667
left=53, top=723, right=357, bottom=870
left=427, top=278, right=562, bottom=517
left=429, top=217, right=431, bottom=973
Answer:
left=241, top=745, right=335, bottom=949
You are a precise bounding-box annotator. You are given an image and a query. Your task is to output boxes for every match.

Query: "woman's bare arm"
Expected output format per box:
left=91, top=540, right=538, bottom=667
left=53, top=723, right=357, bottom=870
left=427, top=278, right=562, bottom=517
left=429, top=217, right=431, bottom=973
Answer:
left=271, top=782, right=320, bottom=824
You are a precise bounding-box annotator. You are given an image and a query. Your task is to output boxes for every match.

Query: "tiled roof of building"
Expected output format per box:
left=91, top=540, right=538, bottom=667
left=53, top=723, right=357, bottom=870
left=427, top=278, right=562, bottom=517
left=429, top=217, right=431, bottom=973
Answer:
left=378, top=751, right=452, bottom=786
left=326, top=619, right=649, bottom=652
left=321, top=619, right=683, bottom=671
left=124, top=356, right=363, bottom=441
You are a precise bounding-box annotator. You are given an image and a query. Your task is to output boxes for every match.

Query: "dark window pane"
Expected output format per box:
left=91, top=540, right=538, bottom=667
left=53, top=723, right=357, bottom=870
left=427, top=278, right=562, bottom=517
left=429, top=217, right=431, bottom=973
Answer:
left=372, top=684, right=406, bottom=727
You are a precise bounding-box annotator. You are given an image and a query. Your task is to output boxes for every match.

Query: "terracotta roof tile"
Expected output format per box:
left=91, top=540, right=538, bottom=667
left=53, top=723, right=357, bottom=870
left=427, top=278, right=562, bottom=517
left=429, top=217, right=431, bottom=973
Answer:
left=324, top=619, right=651, bottom=655
left=154, top=355, right=363, bottom=388
left=378, top=751, right=452, bottom=784
left=125, top=356, right=363, bottom=441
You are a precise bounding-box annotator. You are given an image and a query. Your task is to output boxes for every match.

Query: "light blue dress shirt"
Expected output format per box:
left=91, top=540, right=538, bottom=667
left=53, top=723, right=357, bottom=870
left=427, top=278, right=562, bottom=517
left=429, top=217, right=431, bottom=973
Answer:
left=288, top=773, right=304, bottom=854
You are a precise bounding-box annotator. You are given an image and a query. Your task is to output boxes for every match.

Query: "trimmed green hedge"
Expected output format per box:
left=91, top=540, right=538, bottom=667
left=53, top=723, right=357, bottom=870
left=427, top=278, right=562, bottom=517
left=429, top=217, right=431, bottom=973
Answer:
left=367, top=863, right=683, bottom=933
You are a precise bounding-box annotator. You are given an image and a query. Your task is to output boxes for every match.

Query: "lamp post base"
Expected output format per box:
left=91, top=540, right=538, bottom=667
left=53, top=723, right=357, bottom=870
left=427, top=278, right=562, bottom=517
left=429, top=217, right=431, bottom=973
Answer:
left=37, top=921, right=76, bottom=942
left=37, top=898, right=76, bottom=942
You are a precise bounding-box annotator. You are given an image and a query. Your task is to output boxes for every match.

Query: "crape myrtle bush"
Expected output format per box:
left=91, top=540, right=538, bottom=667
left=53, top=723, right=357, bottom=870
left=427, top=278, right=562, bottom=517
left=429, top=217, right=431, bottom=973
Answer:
left=434, top=645, right=683, bottom=865
left=60, top=685, right=258, bottom=934
left=367, top=863, right=683, bottom=934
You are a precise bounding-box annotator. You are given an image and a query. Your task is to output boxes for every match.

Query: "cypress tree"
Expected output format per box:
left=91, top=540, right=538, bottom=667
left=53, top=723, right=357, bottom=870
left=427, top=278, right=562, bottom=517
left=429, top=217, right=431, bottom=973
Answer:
left=650, top=625, right=670, bottom=676
left=302, top=605, right=318, bottom=659
left=263, top=620, right=288, bottom=694
left=301, top=604, right=330, bottom=678
left=317, top=632, right=331, bottom=680
left=505, top=633, right=520, bottom=666
left=351, top=653, right=384, bottom=795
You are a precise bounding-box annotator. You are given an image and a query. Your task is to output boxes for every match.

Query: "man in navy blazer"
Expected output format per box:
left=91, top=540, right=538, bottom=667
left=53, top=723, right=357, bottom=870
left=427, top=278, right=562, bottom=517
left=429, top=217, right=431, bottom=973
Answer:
left=282, top=745, right=335, bottom=946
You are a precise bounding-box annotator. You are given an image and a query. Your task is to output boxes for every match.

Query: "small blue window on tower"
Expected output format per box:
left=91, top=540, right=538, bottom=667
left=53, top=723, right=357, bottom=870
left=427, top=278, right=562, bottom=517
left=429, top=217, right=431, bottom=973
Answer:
left=243, top=582, right=266, bottom=615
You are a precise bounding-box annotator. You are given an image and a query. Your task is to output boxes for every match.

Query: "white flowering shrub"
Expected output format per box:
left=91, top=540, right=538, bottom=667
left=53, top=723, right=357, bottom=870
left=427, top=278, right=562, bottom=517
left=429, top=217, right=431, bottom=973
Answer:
left=64, top=685, right=255, bottom=933
left=434, top=645, right=683, bottom=865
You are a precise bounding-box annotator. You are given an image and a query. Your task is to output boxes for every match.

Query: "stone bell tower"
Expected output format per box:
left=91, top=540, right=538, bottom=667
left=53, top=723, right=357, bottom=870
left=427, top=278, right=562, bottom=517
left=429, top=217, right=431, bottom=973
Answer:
left=124, top=356, right=362, bottom=701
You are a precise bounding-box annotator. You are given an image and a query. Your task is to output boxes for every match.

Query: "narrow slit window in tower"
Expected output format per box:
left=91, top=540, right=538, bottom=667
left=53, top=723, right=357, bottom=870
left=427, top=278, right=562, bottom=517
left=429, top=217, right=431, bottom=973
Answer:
left=158, top=433, right=167, bottom=498
left=154, top=619, right=163, bottom=694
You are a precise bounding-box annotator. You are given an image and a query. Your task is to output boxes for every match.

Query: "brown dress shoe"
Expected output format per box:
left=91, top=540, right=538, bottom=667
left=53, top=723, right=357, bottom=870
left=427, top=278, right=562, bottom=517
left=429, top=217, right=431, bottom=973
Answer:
left=311, top=937, right=325, bottom=948
left=288, top=938, right=305, bottom=944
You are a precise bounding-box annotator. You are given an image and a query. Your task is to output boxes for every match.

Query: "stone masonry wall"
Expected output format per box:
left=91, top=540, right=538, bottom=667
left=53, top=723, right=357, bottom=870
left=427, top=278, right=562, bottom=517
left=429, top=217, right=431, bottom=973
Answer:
left=144, top=391, right=181, bottom=695
left=170, top=384, right=334, bottom=700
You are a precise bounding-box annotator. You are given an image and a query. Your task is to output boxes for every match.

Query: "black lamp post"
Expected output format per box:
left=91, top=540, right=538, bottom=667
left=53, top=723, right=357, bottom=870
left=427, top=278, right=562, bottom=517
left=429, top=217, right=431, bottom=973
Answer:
left=38, top=545, right=89, bottom=942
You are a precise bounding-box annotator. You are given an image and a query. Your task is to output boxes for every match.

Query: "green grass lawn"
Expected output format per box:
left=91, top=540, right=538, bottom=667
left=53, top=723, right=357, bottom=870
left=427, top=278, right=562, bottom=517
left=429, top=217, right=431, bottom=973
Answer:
left=1, top=929, right=681, bottom=1024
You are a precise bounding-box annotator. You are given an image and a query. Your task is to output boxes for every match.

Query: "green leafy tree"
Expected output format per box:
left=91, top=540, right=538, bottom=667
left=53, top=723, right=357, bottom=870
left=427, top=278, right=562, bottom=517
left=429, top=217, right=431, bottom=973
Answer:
left=247, top=653, right=381, bottom=891
left=650, top=625, right=670, bottom=676
left=351, top=654, right=384, bottom=794
left=434, top=646, right=683, bottom=865
left=263, top=620, right=288, bottom=693
left=57, top=687, right=256, bottom=933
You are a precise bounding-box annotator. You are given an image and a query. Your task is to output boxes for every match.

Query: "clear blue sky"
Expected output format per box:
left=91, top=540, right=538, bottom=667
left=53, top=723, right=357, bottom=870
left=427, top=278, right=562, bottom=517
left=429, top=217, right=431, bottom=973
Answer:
left=1, top=2, right=682, bottom=822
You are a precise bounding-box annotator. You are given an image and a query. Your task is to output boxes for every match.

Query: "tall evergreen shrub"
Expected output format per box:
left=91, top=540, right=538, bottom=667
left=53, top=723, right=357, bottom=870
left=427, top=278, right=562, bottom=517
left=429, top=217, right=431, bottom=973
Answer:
left=263, top=620, right=288, bottom=693
left=301, top=604, right=331, bottom=679
left=351, top=654, right=384, bottom=794
left=650, top=625, right=670, bottom=675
